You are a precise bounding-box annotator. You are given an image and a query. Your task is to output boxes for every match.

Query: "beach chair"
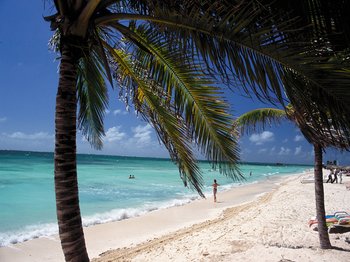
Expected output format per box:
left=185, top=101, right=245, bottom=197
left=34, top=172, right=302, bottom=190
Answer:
left=308, top=211, right=350, bottom=227
left=328, top=216, right=350, bottom=233
left=335, top=216, right=350, bottom=226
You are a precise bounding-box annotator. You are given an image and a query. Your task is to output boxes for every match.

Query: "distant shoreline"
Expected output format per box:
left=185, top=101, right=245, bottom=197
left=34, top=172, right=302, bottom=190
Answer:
left=0, top=149, right=313, bottom=166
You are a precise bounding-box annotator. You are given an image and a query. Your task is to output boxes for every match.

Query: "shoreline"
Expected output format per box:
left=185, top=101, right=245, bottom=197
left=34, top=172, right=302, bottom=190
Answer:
left=3, top=169, right=349, bottom=261
left=0, top=172, right=298, bottom=261
left=93, top=170, right=350, bottom=262
left=92, top=182, right=282, bottom=262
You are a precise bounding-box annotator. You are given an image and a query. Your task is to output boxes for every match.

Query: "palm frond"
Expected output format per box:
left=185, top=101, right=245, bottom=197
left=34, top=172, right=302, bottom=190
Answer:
left=77, top=49, right=108, bottom=150
left=112, top=23, right=242, bottom=179
left=95, top=1, right=350, bottom=146
left=103, top=42, right=208, bottom=196
left=235, top=108, right=288, bottom=135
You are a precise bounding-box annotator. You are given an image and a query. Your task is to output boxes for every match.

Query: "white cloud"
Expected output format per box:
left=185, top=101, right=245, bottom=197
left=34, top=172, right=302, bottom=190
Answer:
left=94, top=123, right=164, bottom=156
left=278, top=146, right=291, bottom=155
left=113, top=109, right=128, bottom=115
left=104, top=126, right=126, bottom=142
left=258, top=148, right=268, bottom=154
left=132, top=124, right=152, bottom=144
left=105, top=109, right=110, bottom=114
left=0, top=117, right=7, bottom=122
left=249, top=131, right=274, bottom=145
left=294, top=135, right=304, bottom=142
left=294, top=146, right=302, bottom=155
left=241, top=148, right=252, bottom=155
left=310, top=149, right=314, bottom=157
left=6, top=131, right=53, bottom=140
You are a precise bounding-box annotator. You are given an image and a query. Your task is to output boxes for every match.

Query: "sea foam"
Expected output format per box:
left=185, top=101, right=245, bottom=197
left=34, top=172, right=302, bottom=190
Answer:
left=0, top=195, right=199, bottom=247
left=0, top=223, right=58, bottom=247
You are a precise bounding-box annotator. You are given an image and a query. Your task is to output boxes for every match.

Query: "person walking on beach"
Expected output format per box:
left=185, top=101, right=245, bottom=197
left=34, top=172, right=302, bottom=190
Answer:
left=326, top=170, right=333, bottom=183
left=332, top=170, right=338, bottom=183
left=212, top=179, right=219, bottom=202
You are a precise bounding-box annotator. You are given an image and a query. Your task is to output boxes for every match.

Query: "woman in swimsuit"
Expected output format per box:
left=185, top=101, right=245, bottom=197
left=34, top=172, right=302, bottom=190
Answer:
left=212, top=179, right=219, bottom=202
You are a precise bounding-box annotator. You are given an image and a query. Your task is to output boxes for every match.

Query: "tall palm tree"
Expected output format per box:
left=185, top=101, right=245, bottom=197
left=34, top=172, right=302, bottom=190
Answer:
left=45, top=1, right=350, bottom=260
left=46, top=1, right=243, bottom=260
left=232, top=1, right=350, bottom=248
left=235, top=105, right=349, bottom=249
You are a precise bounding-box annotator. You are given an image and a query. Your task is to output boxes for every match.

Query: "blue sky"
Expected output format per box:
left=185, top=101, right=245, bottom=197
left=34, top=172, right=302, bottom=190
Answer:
left=0, top=1, right=349, bottom=165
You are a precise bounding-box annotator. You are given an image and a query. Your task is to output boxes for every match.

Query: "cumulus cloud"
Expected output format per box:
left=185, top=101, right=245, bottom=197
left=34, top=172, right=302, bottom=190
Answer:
left=294, top=146, right=302, bottom=155
left=132, top=124, right=152, bottom=144
left=0, top=117, right=7, bottom=123
left=278, top=146, right=291, bottom=155
left=294, top=135, right=304, bottom=142
left=104, top=126, right=126, bottom=142
left=102, top=124, right=153, bottom=147
left=249, top=131, right=274, bottom=145
left=6, top=131, right=53, bottom=140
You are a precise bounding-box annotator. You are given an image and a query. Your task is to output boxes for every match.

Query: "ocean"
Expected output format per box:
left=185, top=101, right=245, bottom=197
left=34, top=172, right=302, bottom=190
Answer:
left=0, top=150, right=311, bottom=247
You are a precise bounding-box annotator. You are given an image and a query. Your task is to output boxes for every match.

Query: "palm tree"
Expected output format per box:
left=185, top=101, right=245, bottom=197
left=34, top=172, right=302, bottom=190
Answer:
left=46, top=1, right=244, bottom=260
left=235, top=105, right=349, bottom=249
left=230, top=1, right=350, bottom=248
left=45, top=1, right=350, bottom=260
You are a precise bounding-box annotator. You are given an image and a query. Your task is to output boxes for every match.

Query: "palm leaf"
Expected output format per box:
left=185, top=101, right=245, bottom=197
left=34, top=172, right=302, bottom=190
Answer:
left=112, top=22, right=242, bottom=179
left=235, top=108, right=288, bottom=135
left=103, top=42, right=207, bottom=196
left=95, top=1, right=350, bottom=146
left=77, top=49, right=108, bottom=150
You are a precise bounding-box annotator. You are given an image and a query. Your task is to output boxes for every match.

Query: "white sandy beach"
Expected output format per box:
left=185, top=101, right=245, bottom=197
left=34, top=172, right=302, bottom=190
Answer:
left=1, top=170, right=350, bottom=262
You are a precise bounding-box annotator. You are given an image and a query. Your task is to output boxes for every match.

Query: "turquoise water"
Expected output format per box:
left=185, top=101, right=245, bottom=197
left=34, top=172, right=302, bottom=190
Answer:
left=0, top=150, right=311, bottom=246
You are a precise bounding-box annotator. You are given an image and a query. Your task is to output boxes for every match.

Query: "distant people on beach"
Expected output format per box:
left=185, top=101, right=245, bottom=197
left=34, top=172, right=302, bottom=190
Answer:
left=326, top=170, right=333, bottom=183
left=212, top=179, right=219, bottom=202
left=326, top=160, right=338, bottom=165
left=129, top=175, right=135, bottom=179
left=326, top=169, right=341, bottom=184
left=333, top=169, right=339, bottom=183
left=339, top=170, right=343, bottom=184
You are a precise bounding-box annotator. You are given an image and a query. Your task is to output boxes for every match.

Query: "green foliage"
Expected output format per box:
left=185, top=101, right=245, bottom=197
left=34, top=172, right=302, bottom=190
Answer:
left=235, top=108, right=288, bottom=135
left=105, top=0, right=350, bottom=146
left=46, top=0, right=248, bottom=194
left=77, top=50, right=108, bottom=150
left=47, top=0, right=350, bottom=192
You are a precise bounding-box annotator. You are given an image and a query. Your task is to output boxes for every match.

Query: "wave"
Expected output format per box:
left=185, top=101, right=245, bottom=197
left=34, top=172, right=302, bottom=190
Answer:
left=0, top=166, right=309, bottom=247
left=0, top=223, right=58, bottom=247
left=262, top=171, right=280, bottom=176
left=82, top=195, right=200, bottom=227
left=0, top=195, right=200, bottom=247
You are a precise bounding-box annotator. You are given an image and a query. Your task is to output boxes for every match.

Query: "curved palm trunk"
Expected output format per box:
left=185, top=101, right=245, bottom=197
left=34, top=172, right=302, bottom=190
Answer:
left=55, top=43, right=89, bottom=261
left=313, top=143, right=332, bottom=249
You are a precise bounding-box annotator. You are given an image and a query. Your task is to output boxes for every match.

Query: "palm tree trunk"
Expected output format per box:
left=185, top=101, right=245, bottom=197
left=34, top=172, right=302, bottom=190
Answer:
left=313, top=143, right=332, bottom=249
left=55, top=42, right=89, bottom=262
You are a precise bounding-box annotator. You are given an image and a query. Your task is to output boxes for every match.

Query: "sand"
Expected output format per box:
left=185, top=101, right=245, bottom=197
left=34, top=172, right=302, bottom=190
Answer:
left=1, top=170, right=350, bottom=262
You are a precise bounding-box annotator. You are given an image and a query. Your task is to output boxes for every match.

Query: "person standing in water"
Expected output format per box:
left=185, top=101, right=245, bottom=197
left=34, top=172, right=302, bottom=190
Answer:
left=212, top=179, right=219, bottom=202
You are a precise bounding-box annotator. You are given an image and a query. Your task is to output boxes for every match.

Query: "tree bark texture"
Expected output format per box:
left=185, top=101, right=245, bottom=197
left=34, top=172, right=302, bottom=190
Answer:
left=55, top=43, right=90, bottom=262
left=313, top=143, right=332, bottom=249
